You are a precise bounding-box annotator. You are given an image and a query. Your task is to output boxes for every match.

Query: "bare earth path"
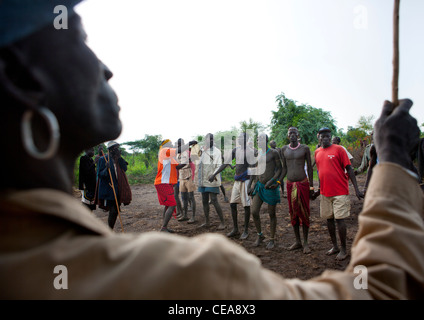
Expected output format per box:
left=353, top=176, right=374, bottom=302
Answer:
left=89, top=175, right=366, bottom=280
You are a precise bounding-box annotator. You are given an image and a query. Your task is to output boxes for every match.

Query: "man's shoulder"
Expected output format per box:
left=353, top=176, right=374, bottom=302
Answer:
left=98, top=155, right=107, bottom=164
left=332, top=144, right=349, bottom=156
left=269, top=148, right=280, bottom=156
left=299, top=144, right=310, bottom=152
left=333, top=144, right=344, bottom=151
left=314, top=146, right=322, bottom=155
left=212, top=147, right=222, bottom=155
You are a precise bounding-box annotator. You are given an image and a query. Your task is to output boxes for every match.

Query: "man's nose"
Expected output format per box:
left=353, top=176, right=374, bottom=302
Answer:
left=100, top=61, right=113, bottom=80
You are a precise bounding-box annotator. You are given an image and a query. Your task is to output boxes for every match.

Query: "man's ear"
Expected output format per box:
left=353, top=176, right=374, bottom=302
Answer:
left=0, top=46, right=44, bottom=109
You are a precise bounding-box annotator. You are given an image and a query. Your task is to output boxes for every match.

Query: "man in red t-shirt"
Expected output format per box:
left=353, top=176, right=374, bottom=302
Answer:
left=314, top=127, right=364, bottom=261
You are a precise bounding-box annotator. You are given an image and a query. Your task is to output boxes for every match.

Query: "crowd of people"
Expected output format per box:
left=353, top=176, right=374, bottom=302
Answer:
left=80, top=124, right=414, bottom=265
left=1, top=1, right=424, bottom=299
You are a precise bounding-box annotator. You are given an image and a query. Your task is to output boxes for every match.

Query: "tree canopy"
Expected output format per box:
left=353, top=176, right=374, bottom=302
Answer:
left=123, top=134, right=162, bottom=155
left=270, top=93, right=337, bottom=146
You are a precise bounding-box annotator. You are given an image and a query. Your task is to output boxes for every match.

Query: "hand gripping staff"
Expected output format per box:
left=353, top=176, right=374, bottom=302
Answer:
left=392, top=0, right=400, bottom=107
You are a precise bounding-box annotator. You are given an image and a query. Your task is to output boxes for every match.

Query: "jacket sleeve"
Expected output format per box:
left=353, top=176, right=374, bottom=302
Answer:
left=344, top=162, right=424, bottom=299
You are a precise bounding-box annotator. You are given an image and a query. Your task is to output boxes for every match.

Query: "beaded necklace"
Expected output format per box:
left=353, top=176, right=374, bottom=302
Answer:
left=288, top=143, right=301, bottom=150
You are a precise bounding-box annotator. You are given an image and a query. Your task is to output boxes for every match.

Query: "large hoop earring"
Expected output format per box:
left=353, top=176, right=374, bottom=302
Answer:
left=21, top=107, right=60, bottom=160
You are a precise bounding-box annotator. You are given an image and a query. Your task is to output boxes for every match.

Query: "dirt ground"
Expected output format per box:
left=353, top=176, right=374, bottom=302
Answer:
left=90, top=174, right=367, bottom=281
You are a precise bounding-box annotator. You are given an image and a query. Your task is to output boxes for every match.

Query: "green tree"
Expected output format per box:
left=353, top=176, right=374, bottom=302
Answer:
left=238, top=118, right=267, bottom=148
left=124, top=134, right=162, bottom=155
left=123, top=134, right=162, bottom=168
left=213, top=127, right=239, bottom=149
left=239, top=118, right=266, bottom=134
left=270, top=92, right=337, bottom=146
left=345, top=126, right=367, bottom=143
left=356, top=115, right=375, bottom=135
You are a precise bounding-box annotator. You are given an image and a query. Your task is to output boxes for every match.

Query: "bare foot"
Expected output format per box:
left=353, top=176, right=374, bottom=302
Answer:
left=227, top=229, right=240, bottom=238
left=336, top=249, right=348, bottom=261
left=200, top=222, right=210, bottom=228
left=160, top=227, right=175, bottom=233
left=239, top=232, right=249, bottom=240
left=326, top=247, right=340, bottom=256
left=303, top=245, right=311, bottom=254
left=187, top=218, right=196, bottom=224
left=266, top=240, right=275, bottom=250
left=287, top=242, right=302, bottom=251
left=254, top=234, right=265, bottom=247
left=217, top=223, right=226, bottom=230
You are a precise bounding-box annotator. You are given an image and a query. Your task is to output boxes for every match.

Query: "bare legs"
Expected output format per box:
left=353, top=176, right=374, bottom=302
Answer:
left=161, top=205, right=176, bottom=232
left=201, top=192, right=225, bottom=230
left=326, top=218, right=348, bottom=260
left=251, top=195, right=277, bottom=249
left=180, top=191, right=196, bottom=223
left=287, top=222, right=310, bottom=254
left=173, top=184, right=183, bottom=218
left=227, top=203, right=251, bottom=239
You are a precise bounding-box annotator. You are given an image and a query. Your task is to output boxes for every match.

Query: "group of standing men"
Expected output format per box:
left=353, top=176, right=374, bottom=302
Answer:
left=155, top=126, right=364, bottom=261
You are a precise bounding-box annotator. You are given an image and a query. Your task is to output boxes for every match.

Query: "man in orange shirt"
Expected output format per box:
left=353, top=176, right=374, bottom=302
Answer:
left=155, top=139, right=197, bottom=232
left=314, top=127, right=364, bottom=260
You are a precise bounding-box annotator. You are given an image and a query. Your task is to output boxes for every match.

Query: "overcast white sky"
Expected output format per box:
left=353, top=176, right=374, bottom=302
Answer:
left=75, top=0, right=424, bottom=145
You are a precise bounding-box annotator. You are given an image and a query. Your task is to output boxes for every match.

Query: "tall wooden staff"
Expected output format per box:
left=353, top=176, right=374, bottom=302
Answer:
left=392, top=0, right=400, bottom=107
left=101, top=149, right=125, bottom=233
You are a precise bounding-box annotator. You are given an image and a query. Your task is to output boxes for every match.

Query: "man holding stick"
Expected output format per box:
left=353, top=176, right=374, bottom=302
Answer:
left=2, top=1, right=424, bottom=300
left=97, top=141, right=131, bottom=230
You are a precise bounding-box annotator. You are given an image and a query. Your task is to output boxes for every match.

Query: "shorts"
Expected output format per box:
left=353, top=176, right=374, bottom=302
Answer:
left=320, top=194, right=350, bottom=220
left=179, top=178, right=196, bottom=193
left=198, top=186, right=220, bottom=194
left=155, top=184, right=177, bottom=207
left=230, top=180, right=251, bottom=207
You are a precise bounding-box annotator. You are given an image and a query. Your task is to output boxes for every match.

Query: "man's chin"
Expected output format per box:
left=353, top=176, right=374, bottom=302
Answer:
left=103, top=121, right=122, bottom=141
left=93, top=119, right=122, bottom=144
